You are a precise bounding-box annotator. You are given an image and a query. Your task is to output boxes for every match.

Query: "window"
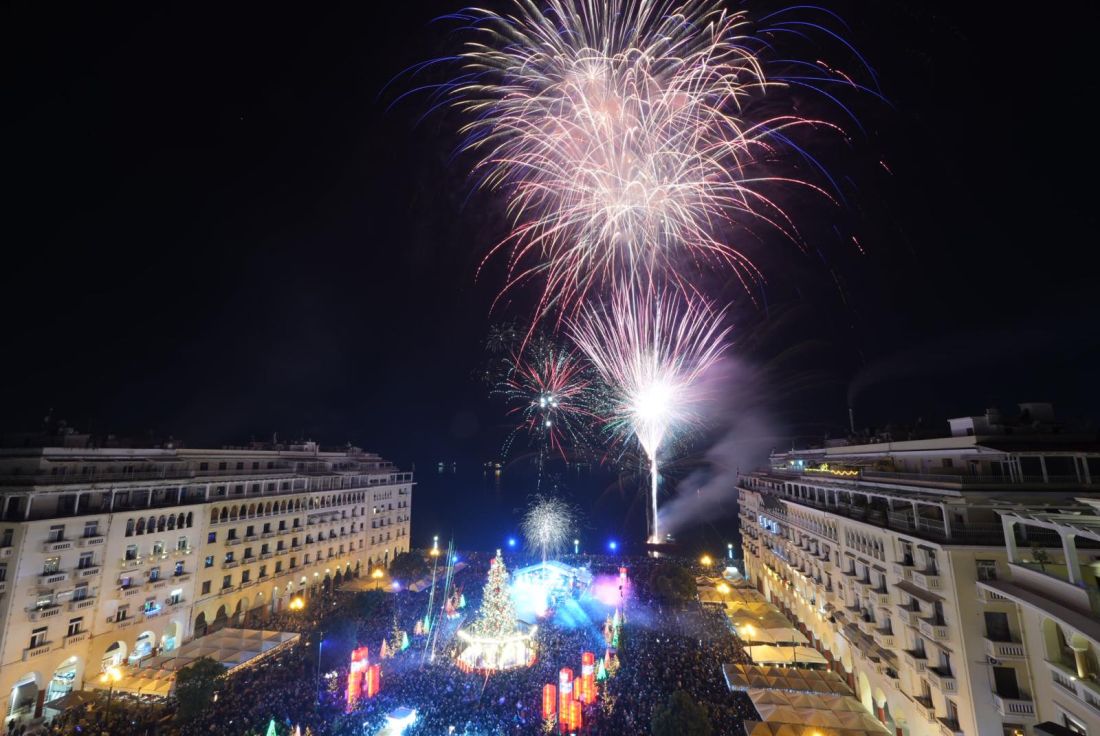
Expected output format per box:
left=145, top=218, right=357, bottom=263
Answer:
left=43, top=556, right=61, bottom=575
left=201, top=581, right=212, bottom=595
left=177, top=536, right=188, bottom=551
left=241, top=569, right=251, bottom=584
left=227, top=529, right=238, bottom=540
left=142, top=598, right=158, bottom=614
left=67, top=618, right=83, bottom=637
left=1, top=529, right=12, bottom=547
left=148, top=567, right=160, bottom=582
left=976, top=559, right=997, bottom=581
left=120, top=575, right=133, bottom=589
left=222, top=575, right=232, bottom=589
left=218, top=462, right=227, bottom=470
left=47, top=525, right=65, bottom=542
left=224, top=552, right=235, bottom=564
left=200, top=462, right=209, bottom=471
left=246, top=525, right=255, bottom=537
left=259, top=565, right=267, bottom=578
left=73, top=584, right=88, bottom=601
left=83, top=521, right=99, bottom=538
left=244, top=547, right=254, bottom=559
left=275, top=561, right=283, bottom=574
left=204, top=555, right=214, bottom=568
left=78, top=552, right=94, bottom=569
left=174, top=561, right=185, bottom=576
left=125, top=545, right=138, bottom=561
left=30, top=627, right=48, bottom=648
left=0, top=564, right=7, bottom=582
left=152, top=541, right=165, bottom=556
left=984, top=611, right=1012, bottom=642
left=208, top=531, right=217, bottom=543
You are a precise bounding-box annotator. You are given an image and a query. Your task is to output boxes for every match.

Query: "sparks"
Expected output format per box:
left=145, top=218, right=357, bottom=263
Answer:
left=522, top=495, right=577, bottom=562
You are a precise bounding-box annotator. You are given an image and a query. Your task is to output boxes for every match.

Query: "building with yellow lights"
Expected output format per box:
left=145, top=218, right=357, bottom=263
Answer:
left=738, top=403, right=1100, bottom=736
left=0, top=439, right=412, bottom=725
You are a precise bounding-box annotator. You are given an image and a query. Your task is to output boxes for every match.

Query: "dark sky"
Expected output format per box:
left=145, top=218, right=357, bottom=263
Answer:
left=4, top=2, right=1099, bottom=545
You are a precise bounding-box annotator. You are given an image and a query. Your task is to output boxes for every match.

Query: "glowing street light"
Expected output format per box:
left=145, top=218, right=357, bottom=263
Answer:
left=99, top=665, right=122, bottom=718
left=573, top=538, right=580, bottom=555
left=288, top=596, right=305, bottom=611
left=716, top=582, right=730, bottom=594
left=700, top=554, right=712, bottom=567
left=608, top=540, right=618, bottom=552
left=727, top=542, right=733, bottom=559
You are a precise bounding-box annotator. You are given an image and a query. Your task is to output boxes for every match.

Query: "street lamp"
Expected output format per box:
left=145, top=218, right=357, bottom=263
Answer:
left=573, top=539, right=579, bottom=555
left=727, top=542, right=733, bottom=560
left=99, top=665, right=122, bottom=719
left=700, top=554, right=712, bottom=567
left=289, top=596, right=305, bottom=611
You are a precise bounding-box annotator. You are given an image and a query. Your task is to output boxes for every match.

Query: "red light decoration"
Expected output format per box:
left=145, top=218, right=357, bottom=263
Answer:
left=347, top=646, right=370, bottom=711
left=581, top=651, right=596, bottom=703
left=365, top=663, right=381, bottom=699
left=558, top=668, right=573, bottom=726
left=542, top=683, right=557, bottom=719
left=569, top=699, right=583, bottom=731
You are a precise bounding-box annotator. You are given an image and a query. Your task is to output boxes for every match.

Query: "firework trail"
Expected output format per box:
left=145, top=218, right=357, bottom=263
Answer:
left=522, top=495, right=576, bottom=562
left=417, top=0, right=870, bottom=321
left=492, top=335, right=606, bottom=462
left=569, top=285, right=730, bottom=542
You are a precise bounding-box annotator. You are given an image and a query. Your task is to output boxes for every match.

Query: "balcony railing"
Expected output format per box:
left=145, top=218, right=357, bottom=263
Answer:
left=984, top=638, right=1026, bottom=660
left=918, top=618, right=950, bottom=642
left=992, top=694, right=1036, bottom=719
left=927, top=666, right=958, bottom=694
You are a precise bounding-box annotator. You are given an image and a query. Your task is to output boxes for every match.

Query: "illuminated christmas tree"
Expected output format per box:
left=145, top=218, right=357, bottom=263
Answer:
left=472, top=550, right=517, bottom=638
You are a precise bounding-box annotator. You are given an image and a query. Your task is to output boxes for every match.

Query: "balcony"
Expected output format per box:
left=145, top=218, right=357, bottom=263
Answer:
left=984, top=638, right=1026, bottom=660
left=937, top=718, right=964, bottom=736
left=912, top=696, right=936, bottom=723
left=27, top=605, right=61, bottom=621
left=918, top=618, right=950, bottom=642
left=903, top=649, right=928, bottom=673
left=23, top=642, right=53, bottom=661
left=993, top=694, right=1036, bottom=720
left=122, top=586, right=142, bottom=597
left=0, top=547, right=12, bottom=558
left=1047, top=660, right=1100, bottom=716
left=225, top=537, right=242, bottom=547
left=223, top=560, right=239, bottom=569
left=119, top=557, right=144, bottom=569
left=872, top=590, right=891, bottom=607
left=896, top=605, right=922, bottom=628
left=68, top=597, right=96, bottom=611
left=79, top=566, right=102, bottom=578
left=927, top=666, right=957, bottom=694
left=975, top=585, right=1009, bottom=604
left=260, top=552, right=273, bottom=560
left=64, top=631, right=89, bottom=647
left=0, top=580, right=7, bottom=594
left=39, top=571, right=68, bottom=585
left=148, top=579, right=167, bottom=590
left=43, top=539, right=73, bottom=553
left=78, top=534, right=106, bottom=547
left=173, top=572, right=192, bottom=583
left=872, top=628, right=896, bottom=649
left=244, top=535, right=259, bottom=543
left=261, top=531, right=275, bottom=539
left=912, top=569, right=943, bottom=592
left=275, top=548, right=288, bottom=556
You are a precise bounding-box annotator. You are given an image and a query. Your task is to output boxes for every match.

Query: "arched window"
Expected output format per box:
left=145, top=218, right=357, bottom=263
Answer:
left=185, top=512, right=193, bottom=528
left=135, top=518, right=146, bottom=535
left=126, top=518, right=135, bottom=537
left=167, top=515, right=176, bottom=531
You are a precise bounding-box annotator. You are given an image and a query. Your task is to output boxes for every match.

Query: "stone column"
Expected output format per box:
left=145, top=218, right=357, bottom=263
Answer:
left=1060, top=531, right=1079, bottom=585
left=1070, top=641, right=1090, bottom=680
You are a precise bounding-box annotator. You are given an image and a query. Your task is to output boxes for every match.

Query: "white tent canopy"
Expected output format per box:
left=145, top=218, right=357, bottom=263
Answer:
left=107, top=628, right=299, bottom=697
left=745, top=644, right=827, bottom=667
left=723, top=664, right=851, bottom=695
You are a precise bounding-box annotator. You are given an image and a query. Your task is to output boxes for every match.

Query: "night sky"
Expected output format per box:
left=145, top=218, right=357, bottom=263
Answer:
left=4, top=2, right=1098, bottom=549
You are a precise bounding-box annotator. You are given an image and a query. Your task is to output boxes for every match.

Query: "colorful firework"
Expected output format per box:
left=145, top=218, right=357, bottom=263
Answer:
left=420, top=0, right=870, bottom=320
left=568, top=285, right=730, bottom=541
left=522, top=495, right=576, bottom=562
left=492, top=334, right=605, bottom=460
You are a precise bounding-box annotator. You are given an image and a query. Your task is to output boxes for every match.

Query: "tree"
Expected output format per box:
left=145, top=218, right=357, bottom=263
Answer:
left=175, top=657, right=226, bottom=722
left=647, top=562, right=696, bottom=601
left=1031, top=543, right=1050, bottom=573
left=389, top=551, right=430, bottom=583
left=473, top=550, right=517, bottom=638
left=651, top=690, right=713, bottom=736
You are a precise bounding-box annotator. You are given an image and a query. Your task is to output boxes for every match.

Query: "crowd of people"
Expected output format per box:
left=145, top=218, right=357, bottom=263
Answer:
left=19, top=552, right=762, bottom=736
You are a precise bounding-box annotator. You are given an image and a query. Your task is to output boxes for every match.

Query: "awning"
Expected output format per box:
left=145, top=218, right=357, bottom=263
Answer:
left=745, top=644, right=829, bottom=667
left=723, top=664, right=852, bottom=695
left=895, top=579, right=943, bottom=603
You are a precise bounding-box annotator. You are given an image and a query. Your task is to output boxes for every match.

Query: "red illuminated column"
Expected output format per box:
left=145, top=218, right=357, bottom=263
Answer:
left=559, top=668, right=573, bottom=727
left=569, top=699, right=583, bottom=731
left=542, top=684, right=557, bottom=719
left=365, top=663, right=381, bottom=698
left=581, top=651, right=595, bottom=703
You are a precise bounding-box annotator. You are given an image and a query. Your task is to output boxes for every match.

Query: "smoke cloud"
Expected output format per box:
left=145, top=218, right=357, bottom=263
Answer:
left=658, top=358, right=783, bottom=538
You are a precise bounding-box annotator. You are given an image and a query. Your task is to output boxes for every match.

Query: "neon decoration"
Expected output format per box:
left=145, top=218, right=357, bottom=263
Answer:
left=569, top=699, right=583, bottom=731
left=365, top=663, right=381, bottom=699
left=581, top=651, right=596, bottom=703
left=558, top=667, right=573, bottom=722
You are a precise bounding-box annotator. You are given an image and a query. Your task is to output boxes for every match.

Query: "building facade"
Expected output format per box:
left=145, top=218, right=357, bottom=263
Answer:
left=0, top=442, right=412, bottom=724
left=738, top=404, right=1100, bottom=736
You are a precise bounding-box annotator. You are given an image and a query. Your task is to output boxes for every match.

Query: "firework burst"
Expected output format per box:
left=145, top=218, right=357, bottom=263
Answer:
left=424, top=0, right=867, bottom=320
left=568, top=285, right=730, bottom=541
left=492, top=334, right=606, bottom=460
left=522, top=495, right=577, bottom=561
